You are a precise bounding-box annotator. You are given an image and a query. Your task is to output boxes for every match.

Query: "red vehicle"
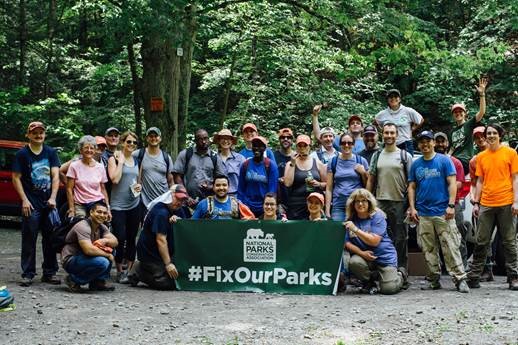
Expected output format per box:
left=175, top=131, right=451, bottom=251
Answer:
left=0, top=139, right=26, bottom=222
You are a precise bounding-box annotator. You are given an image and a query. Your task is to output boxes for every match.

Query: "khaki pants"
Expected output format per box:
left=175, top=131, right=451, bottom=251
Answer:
left=348, top=255, right=403, bottom=295
left=418, top=216, right=466, bottom=283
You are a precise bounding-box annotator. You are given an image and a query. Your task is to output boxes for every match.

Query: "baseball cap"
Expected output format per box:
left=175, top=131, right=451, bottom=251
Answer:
left=307, top=192, right=324, bottom=205
left=451, top=103, right=466, bottom=113
left=348, top=115, right=363, bottom=126
left=386, top=89, right=401, bottom=98
left=170, top=184, right=189, bottom=200
left=472, top=126, right=485, bottom=137
left=251, top=136, right=268, bottom=146
left=105, top=127, right=120, bottom=136
left=320, top=127, right=335, bottom=138
left=27, top=121, right=46, bottom=133
left=296, top=134, right=311, bottom=146
left=417, top=130, right=434, bottom=141
left=146, top=127, right=161, bottom=136
left=278, top=128, right=293, bottom=138
left=363, top=125, right=378, bottom=135
left=434, top=132, right=448, bottom=141
left=242, top=123, right=258, bottom=133
left=95, top=136, right=107, bottom=146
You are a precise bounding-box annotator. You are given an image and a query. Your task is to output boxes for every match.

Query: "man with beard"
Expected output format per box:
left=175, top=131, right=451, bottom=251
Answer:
left=191, top=176, right=254, bottom=219
left=133, top=127, right=175, bottom=211
left=434, top=132, right=470, bottom=269
left=274, top=128, right=294, bottom=207
left=173, top=128, right=226, bottom=205
left=408, top=130, right=469, bottom=293
left=468, top=124, right=518, bottom=290
left=237, top=136, right=279, bottom=217
left=366, top=123, right=412, bottom=274
left=358, top=125, right=380, bottom=164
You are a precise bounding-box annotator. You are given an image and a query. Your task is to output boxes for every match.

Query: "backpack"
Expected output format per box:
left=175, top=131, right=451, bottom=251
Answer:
left=50, top=217, right=89, bottom=253
left=204, top=195, right=240, bottom=219
left=330, top=154, right=364, bottom=187
left=316, top=149, right=338, bottom=164
left=0, top=286, right=14, bottom=310
left=184, top=147, right=218, bottom=176
left=137, top=148, right=170, bottom=173
left=242, top=157, right=271, bottom=181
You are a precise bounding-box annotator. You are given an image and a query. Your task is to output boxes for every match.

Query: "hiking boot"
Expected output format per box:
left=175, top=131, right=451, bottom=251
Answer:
left=19, top=277, right=33, bottom=287
left=456, top=280, right=470, bottom=293
left=89, top=281, right=115, bottom=291
left=360, top=281, right=378, bottom=295
left=398, top=267, right=410, bottom=290
left=41, top=275, right=61, bottom=285
left=65, top=275, right=84, bottom=293
left=421, top=280, right=441, bottom=290
left=480, top=269, right=494, bottom=282
left=509, top=278, right=518, bottom=291
left=466, top=278, right=480, bottom=289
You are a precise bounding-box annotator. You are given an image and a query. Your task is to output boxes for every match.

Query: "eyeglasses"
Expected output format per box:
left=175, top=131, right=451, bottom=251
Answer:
left=340, top=141, right=354, bottom=146
left=280, top=136, right=292, bottom=140
left=354, top=199, right=368, bottom=204
left=126, top=140, right=137, bottom=145
left=264, top=202, right=277, bottom=207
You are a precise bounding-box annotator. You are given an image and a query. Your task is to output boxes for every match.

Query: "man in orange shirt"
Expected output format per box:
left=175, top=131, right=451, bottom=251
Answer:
left=468, top=124, right=518, bottom=290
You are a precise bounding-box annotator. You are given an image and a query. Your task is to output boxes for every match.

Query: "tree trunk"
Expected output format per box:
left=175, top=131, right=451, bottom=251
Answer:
left=43, top=0, right=56, bottom=98
left=18, top=0, right=27, bottom=86
left=220, top=53, right=237, bottom=129
left=78, top=0, right=88, bottom=51
left=127, top=39, right=142, bottom=140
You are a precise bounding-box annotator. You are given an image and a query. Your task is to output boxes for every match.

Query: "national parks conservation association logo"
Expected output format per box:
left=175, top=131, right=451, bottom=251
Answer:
left=243, top=228, right=276, bottom=263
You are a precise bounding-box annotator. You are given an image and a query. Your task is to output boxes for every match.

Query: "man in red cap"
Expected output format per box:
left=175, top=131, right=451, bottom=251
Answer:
left=12, top=121, right=61, bottom=286
left=448, top=77, right=488, bottom=174
left=238, top=123, right=276, bottom=161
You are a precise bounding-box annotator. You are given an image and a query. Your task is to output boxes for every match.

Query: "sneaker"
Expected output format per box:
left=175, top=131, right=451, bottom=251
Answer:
left=65, top=275, right=84, bottom=293
left=360, top=281, right=378, bottom=295
left=41, top=275, right=61, bottom=285
left=467, top=278, right=480, bottom=289
left=89, top=281, right=115, bottom=291
left=456, top=280, right=470, bottom=293
left=19, top=277, right=33, bottom=287
left=127, top=273, right=140, bottom=287
left=118, top=271, right=129, bottom=284
left=509, top=278, right=518, bottom=291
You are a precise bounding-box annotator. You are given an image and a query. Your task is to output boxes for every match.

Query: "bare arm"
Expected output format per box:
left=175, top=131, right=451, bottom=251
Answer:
left=156, top=232, right=172, bottom=266
left=512, top=173, right=518, bottom=215
left=48, top=166, right=60, bottom=208
left=173, top=173, right=184, bottom=186
left=59, top=160, right=72, bottom=184
left=78, top=239, right=114, bottom=258
left=66, top=177, right=76, bottom=216
left=325, top=172, right=333, bottom=218
left=283, top=160, right=296, bottom=187
left=317, top=160, right=328, bottom=189
left=108, top=155, right=123, bottom=184
left=446, top=175, right=457, bottom=206
left=345, top=221, right=382, bottom=247
left=474, top=77, right=488, bottom=122
left=311, top=105, right=322, bottom=140
left=12, top=172, right=33, bottom=216
left=366, top=174, right=376, bottom=193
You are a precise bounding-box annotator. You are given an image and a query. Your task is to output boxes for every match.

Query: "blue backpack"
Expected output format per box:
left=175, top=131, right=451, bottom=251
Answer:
left=0, top=286, right=14, bottom=310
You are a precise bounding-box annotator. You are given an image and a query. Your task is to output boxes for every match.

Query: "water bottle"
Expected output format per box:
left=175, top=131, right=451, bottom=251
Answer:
left=306, top=171, right=315, bottom=192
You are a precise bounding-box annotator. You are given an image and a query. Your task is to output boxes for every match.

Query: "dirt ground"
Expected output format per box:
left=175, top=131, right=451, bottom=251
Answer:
left=1, top=226, right=517, bottom=345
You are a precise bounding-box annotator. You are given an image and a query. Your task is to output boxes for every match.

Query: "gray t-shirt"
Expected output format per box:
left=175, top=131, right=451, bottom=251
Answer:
left=61, top=220, right=110, bottom=267
left=375, top=105, right=423, bottom=144
left=369, top=148, right=412, bottom=201
left=172, top=148, right=227, bottom=199
left=110, top=159, right=140, bottom=211
left=132, top=149, right=174, bottom=208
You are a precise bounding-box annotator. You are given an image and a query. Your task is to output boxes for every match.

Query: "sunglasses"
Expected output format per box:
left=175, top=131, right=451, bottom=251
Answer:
left=340, top=141, right=354, bottom=146
left=126, top=140, right=138, bottom=145
left=280, top=136, right=292, bottom=140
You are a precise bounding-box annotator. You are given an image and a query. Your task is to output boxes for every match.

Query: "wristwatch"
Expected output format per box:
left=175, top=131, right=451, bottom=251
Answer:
left=447, top=203, right=455, bottom=209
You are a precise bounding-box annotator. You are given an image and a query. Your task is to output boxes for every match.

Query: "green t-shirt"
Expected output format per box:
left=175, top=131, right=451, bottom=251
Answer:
left=449, top=117, right=477, bottom=164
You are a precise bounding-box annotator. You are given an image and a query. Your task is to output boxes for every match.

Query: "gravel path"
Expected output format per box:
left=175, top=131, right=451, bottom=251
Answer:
left=1, top=227, right=517, bottom=345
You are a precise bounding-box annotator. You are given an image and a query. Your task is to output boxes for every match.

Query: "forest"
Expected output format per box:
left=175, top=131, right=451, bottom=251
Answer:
left=0, top=0, right=515, bottom=158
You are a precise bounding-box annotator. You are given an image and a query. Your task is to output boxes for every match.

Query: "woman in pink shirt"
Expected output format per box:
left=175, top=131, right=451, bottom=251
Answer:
left=66, top=135, right=111, bottom=219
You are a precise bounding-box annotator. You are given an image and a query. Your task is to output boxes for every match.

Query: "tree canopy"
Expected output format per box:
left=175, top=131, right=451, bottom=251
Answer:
left=0, top=0, right=515, bottom=157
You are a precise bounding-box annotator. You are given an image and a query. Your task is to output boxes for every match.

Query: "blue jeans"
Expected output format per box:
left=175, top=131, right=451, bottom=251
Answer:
left=397, top=140, right=414, bottom=156
left=21, top=207, right=58, bottom=278
left=331, top=206, right=346, bottom=221
left=65, top=253, right=111, bottom=285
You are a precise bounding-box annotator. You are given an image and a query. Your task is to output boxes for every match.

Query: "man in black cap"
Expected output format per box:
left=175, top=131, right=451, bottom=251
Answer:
left=101, top=127, right=120, bottom=168
left=374, top=89, right=424, bottom=155
left=358, top=125, right=380, bottom=164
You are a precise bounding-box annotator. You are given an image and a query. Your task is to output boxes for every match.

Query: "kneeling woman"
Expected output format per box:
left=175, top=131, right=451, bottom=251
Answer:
left=344, top=189, right=406, bottom=295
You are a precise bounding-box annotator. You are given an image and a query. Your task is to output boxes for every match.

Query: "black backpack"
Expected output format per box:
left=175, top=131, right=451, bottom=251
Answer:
left=50, top=217, right=88, bottom=253
left=136, top=148, right=170, bottom=173
left=184, top=147, right=218, bottom=175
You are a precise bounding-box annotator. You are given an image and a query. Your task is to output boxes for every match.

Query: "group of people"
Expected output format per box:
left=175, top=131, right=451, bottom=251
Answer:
left=12, top=78, right=518, bottom=295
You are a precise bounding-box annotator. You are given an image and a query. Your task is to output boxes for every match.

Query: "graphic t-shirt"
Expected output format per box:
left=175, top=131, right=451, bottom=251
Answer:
left=375, top=105, right=423, bottom=145
left=12, top=145, right=60, bottom=210
left=408, top=153, right=456, bottom=216
left=449, top=117, right=477, bottom=165
left=192, top=197, right=235, bottom=219
left=345, top=210, right=397, bottom=267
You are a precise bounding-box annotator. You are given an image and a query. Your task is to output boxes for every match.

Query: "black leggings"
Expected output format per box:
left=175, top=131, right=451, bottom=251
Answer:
left=111, top=205, right=141, bottom=264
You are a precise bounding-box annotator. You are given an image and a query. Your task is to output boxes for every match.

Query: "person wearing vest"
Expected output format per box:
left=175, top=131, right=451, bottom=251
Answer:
left=191, top=175, right=254, bottom=219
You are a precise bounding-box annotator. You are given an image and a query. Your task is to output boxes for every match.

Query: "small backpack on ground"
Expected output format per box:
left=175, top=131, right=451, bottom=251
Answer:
left=0, top=286, right=14, bottom=311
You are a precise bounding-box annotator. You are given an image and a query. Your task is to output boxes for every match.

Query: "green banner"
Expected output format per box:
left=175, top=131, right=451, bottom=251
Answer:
left=174, top=220, right=344, bottom=295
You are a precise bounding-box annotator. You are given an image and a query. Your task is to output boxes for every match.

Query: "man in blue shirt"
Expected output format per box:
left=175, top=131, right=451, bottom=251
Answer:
left=192, top=176, right=254, bottom=219
left=12, top=121, right=61, bottom=287
left=408, top=130, right=469, bottom=293
left=128, top=185, right=189, bottom=290
left=238, top=136, right=279, bottom=217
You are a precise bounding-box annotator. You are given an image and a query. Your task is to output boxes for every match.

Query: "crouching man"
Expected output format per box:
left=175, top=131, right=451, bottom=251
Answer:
left=61, top=202, right=118, bottom=292
left=128, top=185, right=189, bottom=290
